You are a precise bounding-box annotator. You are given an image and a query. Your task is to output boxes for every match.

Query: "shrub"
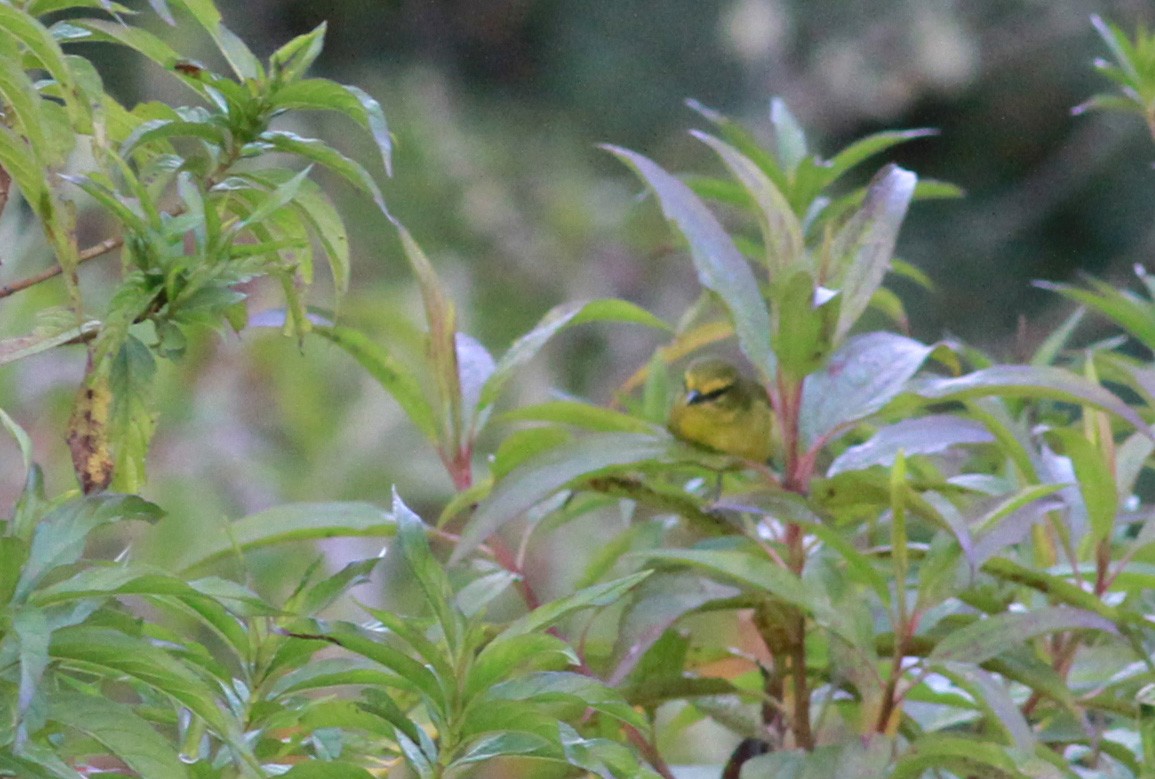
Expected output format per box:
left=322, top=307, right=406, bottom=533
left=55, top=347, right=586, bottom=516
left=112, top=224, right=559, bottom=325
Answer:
left=2, top=3, right=1155, bottom=777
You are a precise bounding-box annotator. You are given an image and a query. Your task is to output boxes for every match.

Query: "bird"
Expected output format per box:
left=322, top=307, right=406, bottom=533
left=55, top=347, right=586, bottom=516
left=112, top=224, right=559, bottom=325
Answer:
left=667, top=357, right=774, bottom=463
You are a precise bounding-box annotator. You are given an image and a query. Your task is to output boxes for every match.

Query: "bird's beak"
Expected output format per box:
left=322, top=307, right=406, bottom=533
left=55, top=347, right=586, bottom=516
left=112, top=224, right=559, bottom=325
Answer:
left=684, top=389, right=702, bottom=405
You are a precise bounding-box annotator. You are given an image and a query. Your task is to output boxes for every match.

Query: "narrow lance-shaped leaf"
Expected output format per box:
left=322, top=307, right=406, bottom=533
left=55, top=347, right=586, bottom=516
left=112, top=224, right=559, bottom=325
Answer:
left=823, top=129, right=937, bottom=190
left=46, top=692, right=190, bottom=779
left=17, top=494, right=163, bottom=601
left=269, top=22, right=326, bottom=84
left=913, top=364, right=1152, bottom=436
left=604, top=145, right=776, bottom=382
left=272, top=78, right=393, bottom=175
left=313, top=324, right=438, bottom=441
left=830, top=164, right=917, bottom=341
left=499, top=571, right=651, bottom=639
left=930, top=606, right=1118, bottom=665
left=449, top=432, right=674, bottom=564
left=109, top=335, right=157, bottom=493
left=828, top=414, right=994, bottom=475
left=1047, top=428, right=1118, bottom=546
left=693, top=131, right=804, bottom=276
left=800, top=332, right=939, bottom=450
left=769, top=97, right=807, bottom=176
left=1035, top=277, right=1155, bottom=355
left=258, top=131, right=389, bottom=214
left=393, top=489, right=462, bottom=655
left=0, top=320, right=102, bottom=368
left=477, top=298, right=667, bottom=430
left=173, top=501, right=395, bottom=574
left=395, top=224, right=462, bottom=456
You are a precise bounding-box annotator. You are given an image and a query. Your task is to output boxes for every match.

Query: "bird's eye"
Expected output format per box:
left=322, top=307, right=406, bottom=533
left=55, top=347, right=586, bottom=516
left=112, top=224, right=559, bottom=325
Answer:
left=687, top=384, right=731, bottom=405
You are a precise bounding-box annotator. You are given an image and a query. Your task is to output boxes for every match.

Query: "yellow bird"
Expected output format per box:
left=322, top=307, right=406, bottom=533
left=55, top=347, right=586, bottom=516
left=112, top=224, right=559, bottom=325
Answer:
left=668, top=358, right=774, bottom=463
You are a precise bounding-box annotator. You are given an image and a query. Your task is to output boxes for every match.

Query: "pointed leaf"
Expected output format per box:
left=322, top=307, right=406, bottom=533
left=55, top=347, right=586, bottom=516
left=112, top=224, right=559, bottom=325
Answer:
left=500, top=572, right=651, bottom=639
left=913, top=364, right=1151, bottom=434
left=693, top=131, right=803, bottom=275
left=173, top=501, right=394, bottom=574
left=604, top=145, right=775, bottom=381
left=46, top=692, right=189, bottom=779
left=450, top=432, right=673, bottom=564
left=801, top=332, right=938, bottom=449
left=831, top=164, right=917, bottom=340
left=829, top=414, right=994, bottom=475
left=393, top=489, right=462, bottom=652
left=930, top=606, right=1118, bottom=665
left=312, top=324, right=438, bottom=440
left=480, top=298, right=667, bottom=412
left=272, top=78, right=393, bottom=175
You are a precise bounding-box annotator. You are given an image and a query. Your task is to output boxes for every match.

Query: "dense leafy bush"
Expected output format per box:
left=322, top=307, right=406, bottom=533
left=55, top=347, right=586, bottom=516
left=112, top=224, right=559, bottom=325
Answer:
left=3, top=3, right=1155, bottom=777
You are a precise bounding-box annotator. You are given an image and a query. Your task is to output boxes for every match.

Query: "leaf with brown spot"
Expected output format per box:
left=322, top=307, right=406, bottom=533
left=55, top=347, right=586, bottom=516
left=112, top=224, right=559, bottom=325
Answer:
left=67, top=363, right=113, bottom=494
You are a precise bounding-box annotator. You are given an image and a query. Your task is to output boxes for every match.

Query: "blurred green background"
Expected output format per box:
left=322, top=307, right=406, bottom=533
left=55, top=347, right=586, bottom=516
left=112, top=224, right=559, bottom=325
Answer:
left=4, top=0, right=1155, bottom=565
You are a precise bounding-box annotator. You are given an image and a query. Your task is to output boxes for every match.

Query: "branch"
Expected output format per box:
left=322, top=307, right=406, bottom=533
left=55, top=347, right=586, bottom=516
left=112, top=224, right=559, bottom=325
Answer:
left=0, top=236, right=123, bottom=300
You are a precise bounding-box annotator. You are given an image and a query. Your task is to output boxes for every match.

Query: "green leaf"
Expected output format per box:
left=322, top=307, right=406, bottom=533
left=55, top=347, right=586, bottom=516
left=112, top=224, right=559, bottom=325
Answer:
left=64, top=20, right=198, bottom=97
left=930, top=606, right=1118, bottom=665
left=108, top=334, right=156, bottom=493
left=0, top=124, right=50, bottom=219
left=693, top=131, right=803, bottom=275
left=453, top=731, right=557, bottom=766
left=635, top=548, right=814, bottom=612
left=604, top=145, right=776, bottom=382
left=236, top=163, right=314, bottom=229
left=825, top=129, right=937, bottom=189
left=0, top=6, right=81, bottom=119
left=394, top=223, right=463, bottom=452
left=892, top=735, right=1024, bottom=779
left=467, top=633, right=578, bottom=699
left=165, top=0, right=262, bottom=81
left=1046, top=428, right=1118, bottom=545
left=499, top=571, right=651, bottom=639
left=772, top=270, right=839, bottom=380
left=769, top=97, right=807, bottom=175
left=269, top=22, right=326, bottom=84
left=800, top=332, right=938, bottom=449
left=913, top=364, right=1151, bottom=435
left=830, top=164, right=917, bottom=341
left=312, top=324, right=438, bottom=441
left=46, top=692, right=189, bottom=779
left=49, top=625, right=235, bottom=737
left=1036, top=277, right=1155, bottom=354
left=611, top=570, right=738, bottom=680
left=272, top=78, right=393, bottom=175
left=269, top=658, right=404, bottom=697
left=684, top=98, right=788, bottom=195
left=828, top=414, right=994, bottom=475
left=0, top=56, right=50, bottom=153
left=258, top=130, right=389, bottom=214
left=173, top=501, right=395, bottom=574
left=936, top=663, right=1035, bottom=753
left=0, top=407, right=33, bottom=479
left=482, top=671, right=645, bottom=728
left=450, top=432, right=673, bottom=564
left=393, top=489, right=462, bottom=654
left=17, top=495, right=163, bottom=602
left=120, top=117, right=229, bottom=157
left=741, top=736, right=894, bottom=779
left=320, top=622, right=443, bottom=704
left=479, top=298, right=668, bottom=416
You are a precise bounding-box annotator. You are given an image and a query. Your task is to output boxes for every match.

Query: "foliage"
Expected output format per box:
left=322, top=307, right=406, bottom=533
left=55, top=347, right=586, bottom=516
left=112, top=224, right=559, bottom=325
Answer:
left=4, top=3, right=1155, bottom=778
